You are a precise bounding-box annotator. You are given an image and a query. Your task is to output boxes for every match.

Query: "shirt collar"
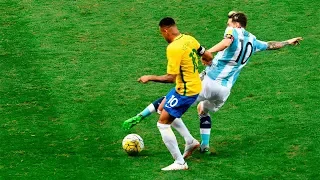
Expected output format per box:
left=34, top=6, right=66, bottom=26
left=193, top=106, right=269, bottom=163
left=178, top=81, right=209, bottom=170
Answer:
left=173, top=34, right=183, bottom=41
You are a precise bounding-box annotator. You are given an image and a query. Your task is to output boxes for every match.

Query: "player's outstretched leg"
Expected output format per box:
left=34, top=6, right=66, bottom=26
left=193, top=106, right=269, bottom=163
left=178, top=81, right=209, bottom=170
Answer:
left=122, top=96, right=165, bottom=130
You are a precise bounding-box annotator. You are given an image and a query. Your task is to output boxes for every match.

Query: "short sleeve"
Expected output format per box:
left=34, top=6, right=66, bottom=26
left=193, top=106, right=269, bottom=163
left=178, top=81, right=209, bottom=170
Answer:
left=254, top=39, right=268, bottom=52
left=224, top=27, right=234, bottom=41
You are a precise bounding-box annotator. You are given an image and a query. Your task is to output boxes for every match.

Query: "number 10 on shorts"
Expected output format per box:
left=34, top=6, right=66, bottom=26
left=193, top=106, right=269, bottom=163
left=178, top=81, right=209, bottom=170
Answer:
left=165, top=95, right=178, bottom=108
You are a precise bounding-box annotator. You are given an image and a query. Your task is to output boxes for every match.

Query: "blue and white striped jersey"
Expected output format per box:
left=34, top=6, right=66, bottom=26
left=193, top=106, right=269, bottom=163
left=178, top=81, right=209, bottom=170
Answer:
left=206, top=27, right=268, bottom=89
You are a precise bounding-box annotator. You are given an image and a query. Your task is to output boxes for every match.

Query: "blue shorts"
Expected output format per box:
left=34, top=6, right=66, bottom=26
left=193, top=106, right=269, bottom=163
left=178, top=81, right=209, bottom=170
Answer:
left=163, top=88, right=199, bottom=118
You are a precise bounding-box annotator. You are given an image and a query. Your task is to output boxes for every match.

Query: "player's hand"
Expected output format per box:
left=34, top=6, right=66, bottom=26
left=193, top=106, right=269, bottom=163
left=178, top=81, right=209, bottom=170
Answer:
left=201, top=57, right=212, bottom=66
left=287, top=37, right=303, bottom=45
left=138, top=75, right=150, bottom=83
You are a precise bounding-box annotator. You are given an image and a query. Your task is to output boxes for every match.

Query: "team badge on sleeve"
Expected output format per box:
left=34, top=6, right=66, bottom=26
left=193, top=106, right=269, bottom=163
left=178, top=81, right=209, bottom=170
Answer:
left=225, top=34, right=233, bottom=39
left=225, top=28, right=234, bottom=40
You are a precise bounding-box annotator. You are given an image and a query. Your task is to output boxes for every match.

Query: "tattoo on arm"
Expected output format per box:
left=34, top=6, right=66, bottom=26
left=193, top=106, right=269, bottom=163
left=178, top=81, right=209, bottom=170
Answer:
left=267, top=41, right=289, bottom=50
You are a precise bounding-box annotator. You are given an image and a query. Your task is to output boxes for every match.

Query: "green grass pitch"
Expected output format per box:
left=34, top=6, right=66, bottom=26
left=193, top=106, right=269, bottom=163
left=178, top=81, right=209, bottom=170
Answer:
left=1, top=0, right=319, bottom=179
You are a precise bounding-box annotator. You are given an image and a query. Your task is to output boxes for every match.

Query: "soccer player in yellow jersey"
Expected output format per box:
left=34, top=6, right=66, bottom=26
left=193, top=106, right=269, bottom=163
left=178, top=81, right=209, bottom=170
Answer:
left=138, top=17, right=212, bottom=171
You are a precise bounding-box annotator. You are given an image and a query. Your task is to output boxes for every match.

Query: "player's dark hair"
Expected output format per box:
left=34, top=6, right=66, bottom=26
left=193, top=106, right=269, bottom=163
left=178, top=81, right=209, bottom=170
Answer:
left=230, top=12, right=247, bottom=28
left=159, top=17, right=176, bottom=27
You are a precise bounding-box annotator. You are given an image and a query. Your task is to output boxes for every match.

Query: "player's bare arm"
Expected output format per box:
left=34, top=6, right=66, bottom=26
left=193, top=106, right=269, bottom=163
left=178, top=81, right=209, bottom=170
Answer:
left=202, top=38, right=232, bottom=66
left=267, top=37, right=303, bottom=50
left=208, top=38, right=233, bottom=53
left=138, top=74, right=177, bottom=83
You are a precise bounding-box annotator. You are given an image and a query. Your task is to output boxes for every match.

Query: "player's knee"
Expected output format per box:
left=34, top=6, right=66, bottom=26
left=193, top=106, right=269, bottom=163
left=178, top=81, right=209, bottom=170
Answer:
left=197, top=102, right=202, bottom=114
left=158, top=111, right=175, bottom=124
left=158, top=119, right=166, bottom=124
left=153, top=96, right=165, bottom=110
left=158, top=97, right=166, bottom=112
left=158, top=118, right=173, bottom=124
left=197, top=102, right=207, bottom=115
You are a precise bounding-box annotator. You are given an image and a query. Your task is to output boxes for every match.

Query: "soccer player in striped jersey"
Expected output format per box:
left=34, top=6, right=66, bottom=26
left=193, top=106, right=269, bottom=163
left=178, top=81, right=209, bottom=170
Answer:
left=197, top=12, right=302, bottom=154
left=137, top=17, right=212, bottom=170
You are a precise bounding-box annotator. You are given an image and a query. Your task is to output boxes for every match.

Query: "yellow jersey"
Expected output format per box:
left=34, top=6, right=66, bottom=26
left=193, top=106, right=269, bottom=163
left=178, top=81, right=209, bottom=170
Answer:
left=166, top=34, right=201, bottom=96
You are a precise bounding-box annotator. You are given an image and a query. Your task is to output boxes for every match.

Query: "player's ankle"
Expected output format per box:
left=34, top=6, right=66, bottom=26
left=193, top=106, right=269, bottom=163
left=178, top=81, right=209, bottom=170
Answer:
left=200, top=145, right=209, bottom=151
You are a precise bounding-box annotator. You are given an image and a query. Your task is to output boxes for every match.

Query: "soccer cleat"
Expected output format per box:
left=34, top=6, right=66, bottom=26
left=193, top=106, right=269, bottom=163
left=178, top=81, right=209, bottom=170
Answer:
left=122, top=115, right=143, bottom=130
left=183, top=139, right=200, bottom=159
left=161, top=162, right=188, bottom=171
left=200, top=147, right=215, bottom=155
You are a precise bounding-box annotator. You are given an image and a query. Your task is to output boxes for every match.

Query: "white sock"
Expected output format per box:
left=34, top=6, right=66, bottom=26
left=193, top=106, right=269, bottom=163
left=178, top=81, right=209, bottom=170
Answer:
left=171, top=118, right=194, bottom=144
left=157, top=122, right=184, bottom=164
